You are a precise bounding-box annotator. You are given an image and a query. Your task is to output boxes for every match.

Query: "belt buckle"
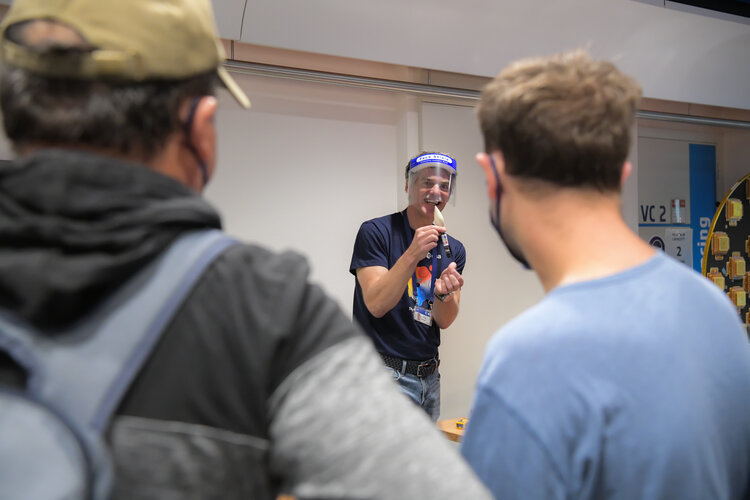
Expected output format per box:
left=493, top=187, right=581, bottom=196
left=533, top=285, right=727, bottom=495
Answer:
left=417, top=359, right=435, bottom=378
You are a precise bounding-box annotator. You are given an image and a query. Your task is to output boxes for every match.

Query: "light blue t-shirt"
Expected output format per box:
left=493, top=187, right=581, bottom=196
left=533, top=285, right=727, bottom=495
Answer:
left=462, top=252, right=750, bottom=499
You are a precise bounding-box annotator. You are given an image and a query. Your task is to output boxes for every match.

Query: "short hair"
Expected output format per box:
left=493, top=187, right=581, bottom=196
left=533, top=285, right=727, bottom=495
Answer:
left=477, top=50, right=642, bottom=191
left=0, top=20, right=218, bottom=161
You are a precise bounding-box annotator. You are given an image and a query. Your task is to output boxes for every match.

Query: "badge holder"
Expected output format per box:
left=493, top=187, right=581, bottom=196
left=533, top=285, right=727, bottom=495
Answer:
left=413, top=306, right=432, bottom=326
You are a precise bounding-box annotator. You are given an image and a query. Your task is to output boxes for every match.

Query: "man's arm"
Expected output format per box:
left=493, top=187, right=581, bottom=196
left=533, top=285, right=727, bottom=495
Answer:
left=268, top=334, right=491, bottom=499
left=265, top=248, right=489, bottom=498
left=355, top=225, right=444, bottom=318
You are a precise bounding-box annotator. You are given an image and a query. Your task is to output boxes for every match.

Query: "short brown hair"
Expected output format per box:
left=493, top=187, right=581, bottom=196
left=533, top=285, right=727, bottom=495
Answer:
left=477, top=50, right=642, bottom=191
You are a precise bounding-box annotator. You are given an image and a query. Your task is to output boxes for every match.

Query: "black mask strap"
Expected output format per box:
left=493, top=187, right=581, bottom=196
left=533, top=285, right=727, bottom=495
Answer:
left=183, top=97, right=209, bottom=188
left=488, top=155, right=531, bottom=270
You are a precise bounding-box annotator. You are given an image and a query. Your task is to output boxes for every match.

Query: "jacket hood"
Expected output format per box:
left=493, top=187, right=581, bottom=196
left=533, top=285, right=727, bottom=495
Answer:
left=0, top=149, right=222, bottom=330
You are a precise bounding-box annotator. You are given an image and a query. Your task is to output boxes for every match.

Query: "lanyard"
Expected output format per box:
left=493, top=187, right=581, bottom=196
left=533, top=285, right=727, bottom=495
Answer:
left=402, top=210, right=440, bottom=304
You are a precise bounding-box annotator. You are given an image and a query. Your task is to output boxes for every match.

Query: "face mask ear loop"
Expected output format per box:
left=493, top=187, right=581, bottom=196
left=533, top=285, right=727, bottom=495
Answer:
left=183, top=97, right=208, bottom=187
left=489, top=155, right=502, bottom=225
left=489, top=155, right=531, bottom=270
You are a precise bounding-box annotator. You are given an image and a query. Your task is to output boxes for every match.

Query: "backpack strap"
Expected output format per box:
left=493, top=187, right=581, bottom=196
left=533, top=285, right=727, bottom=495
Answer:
left=0, top=229, right=237, bottom=431
left=0, top=229, right=237, bottom=499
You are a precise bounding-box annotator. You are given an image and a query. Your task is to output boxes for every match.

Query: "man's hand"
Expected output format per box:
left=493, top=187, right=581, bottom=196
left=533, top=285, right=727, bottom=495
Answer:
left=433, top=262, right=462, bottom=328
left=405, top=225, right=445, bottom=264
left=434, top=262, right=463, bottom=300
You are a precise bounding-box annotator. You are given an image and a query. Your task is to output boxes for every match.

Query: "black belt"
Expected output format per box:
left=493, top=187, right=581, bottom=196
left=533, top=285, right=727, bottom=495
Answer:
left=381, top=354, right=439, bottom=378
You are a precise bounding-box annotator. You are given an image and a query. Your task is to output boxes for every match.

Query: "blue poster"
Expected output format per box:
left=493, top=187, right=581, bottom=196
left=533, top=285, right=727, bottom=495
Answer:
left=689, top=144, right=717, bottom=272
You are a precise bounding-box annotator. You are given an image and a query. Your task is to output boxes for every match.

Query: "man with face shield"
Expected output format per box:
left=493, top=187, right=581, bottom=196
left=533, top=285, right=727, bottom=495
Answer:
left=349, top=152, right=466, bottom=421
left=461, top=50, right=750, bottom=499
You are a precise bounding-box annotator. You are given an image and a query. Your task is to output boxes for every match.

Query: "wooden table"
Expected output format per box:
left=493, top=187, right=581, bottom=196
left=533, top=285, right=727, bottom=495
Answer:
left=437, top=417, right=466, bottom=442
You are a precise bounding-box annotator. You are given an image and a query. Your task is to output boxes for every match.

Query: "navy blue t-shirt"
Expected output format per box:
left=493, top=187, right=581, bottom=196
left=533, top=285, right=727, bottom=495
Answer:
left=349, top=210, right=466, bottom=360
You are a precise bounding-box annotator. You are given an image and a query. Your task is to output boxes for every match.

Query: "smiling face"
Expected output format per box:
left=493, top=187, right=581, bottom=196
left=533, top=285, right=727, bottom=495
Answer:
left=407, top=166, right=453, bottom=218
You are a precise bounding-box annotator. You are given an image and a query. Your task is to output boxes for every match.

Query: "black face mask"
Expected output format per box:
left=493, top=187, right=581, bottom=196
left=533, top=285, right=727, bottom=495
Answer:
left=488, top=155, right=531, bottom=270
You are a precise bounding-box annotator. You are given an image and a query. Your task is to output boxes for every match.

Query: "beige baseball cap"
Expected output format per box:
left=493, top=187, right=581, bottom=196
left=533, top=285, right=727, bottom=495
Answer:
left=0, top=0, right=250, bottom=108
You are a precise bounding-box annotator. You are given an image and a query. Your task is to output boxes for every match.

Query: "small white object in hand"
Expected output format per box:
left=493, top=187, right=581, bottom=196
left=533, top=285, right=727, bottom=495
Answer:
left=433, top=206, right=445, bottom=227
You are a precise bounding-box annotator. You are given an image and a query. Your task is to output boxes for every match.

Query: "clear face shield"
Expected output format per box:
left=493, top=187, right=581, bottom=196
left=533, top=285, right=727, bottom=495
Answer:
left=407, top=154, right=457, bottom=208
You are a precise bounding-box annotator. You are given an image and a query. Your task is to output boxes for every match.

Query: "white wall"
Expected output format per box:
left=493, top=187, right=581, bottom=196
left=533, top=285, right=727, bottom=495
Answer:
left=722, top=129, right=750, bottom=195
left=206, top=74, right=404, bottom=311
left=637, top=137, right=694, bottom=224
left=637, top=120, right=747, bottom=201
left=225, top=0, right=750, bottom=110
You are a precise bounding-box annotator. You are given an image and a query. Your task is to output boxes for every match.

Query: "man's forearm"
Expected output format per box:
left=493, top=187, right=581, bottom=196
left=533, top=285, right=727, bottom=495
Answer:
left=267, top=335, right=491, bottom=499
left=357, top=252, right=420, bottom=318
left=432, top=290, right=460, bottom=328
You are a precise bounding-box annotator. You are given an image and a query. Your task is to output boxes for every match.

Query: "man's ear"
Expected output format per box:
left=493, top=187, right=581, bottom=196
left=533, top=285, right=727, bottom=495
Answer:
left=620, top=161, right=632, bottom=188
left=476, top=152, right=503, bottom=200
left=187, top=96, right=218, bottom=168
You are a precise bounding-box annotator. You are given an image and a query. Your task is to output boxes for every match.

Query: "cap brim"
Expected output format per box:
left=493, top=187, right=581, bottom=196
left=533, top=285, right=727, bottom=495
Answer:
left=218, top=66, right=251, bottom=109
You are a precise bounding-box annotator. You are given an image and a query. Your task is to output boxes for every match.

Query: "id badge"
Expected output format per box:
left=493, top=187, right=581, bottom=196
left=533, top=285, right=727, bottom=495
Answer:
left=413, top=306, right=433, bottom=326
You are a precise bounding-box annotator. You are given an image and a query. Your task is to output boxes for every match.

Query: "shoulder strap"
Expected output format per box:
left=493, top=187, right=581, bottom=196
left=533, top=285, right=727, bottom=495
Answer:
left=0, top=229, right=237, bottom=431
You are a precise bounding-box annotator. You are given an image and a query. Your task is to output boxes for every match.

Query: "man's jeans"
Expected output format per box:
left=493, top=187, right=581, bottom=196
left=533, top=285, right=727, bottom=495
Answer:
left=386, top=366, right=440, bottom=422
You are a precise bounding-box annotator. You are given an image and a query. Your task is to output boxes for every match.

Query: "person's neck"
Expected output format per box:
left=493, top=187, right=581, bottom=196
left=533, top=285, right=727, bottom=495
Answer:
left=406, top=204, right=433, bottom=229
left=22, top=139, right=202, bottom=192
left=520, top=190, right=655, bottom=293
left=22, top=143, right=144, bottom=163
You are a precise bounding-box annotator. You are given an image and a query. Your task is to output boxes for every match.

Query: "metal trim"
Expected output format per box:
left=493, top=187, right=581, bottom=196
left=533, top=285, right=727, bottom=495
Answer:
left=224, top=60, right=750, bottom=130
left=224, top=60, right=481, bottom=100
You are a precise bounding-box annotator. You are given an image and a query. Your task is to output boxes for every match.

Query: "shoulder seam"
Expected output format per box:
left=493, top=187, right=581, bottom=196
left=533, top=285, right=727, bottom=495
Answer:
left=474, top=383, right=569, bottom=488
